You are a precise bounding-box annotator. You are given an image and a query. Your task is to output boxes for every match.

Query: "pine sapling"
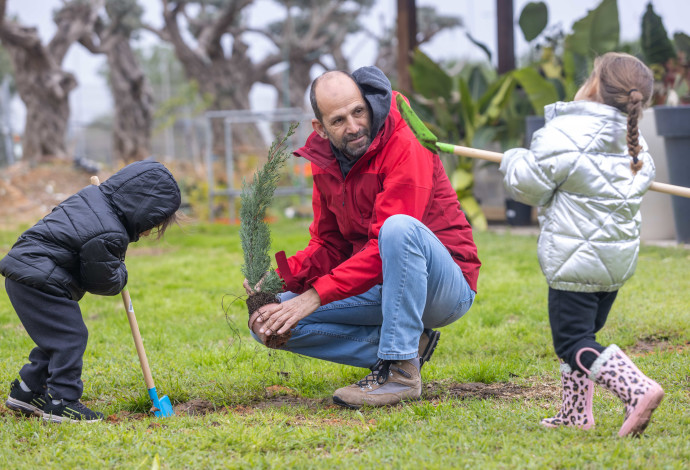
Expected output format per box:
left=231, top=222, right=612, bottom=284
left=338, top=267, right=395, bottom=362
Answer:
left=240, top=123, right=297, bottom=349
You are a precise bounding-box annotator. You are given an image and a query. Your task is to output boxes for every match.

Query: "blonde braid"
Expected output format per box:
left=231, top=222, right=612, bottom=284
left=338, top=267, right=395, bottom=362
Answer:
left=626, top=89, right=644, bottom=174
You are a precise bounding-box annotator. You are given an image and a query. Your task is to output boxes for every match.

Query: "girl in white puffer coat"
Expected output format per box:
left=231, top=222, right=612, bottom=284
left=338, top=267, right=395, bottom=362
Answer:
left=500, top=52, right=664, bottom=437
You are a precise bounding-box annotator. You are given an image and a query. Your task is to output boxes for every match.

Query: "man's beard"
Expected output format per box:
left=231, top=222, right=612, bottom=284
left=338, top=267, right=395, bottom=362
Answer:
left=329, top=128, right=371, bottom=160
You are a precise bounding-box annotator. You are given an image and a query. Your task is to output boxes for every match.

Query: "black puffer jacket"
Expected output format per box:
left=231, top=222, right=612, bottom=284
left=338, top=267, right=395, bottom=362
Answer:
left=0, top=160, right=181, bottom=300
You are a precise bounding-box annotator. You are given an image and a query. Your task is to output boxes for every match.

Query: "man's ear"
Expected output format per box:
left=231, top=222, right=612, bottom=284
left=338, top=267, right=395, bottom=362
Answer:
left=312, top=119, right=327, bottom=139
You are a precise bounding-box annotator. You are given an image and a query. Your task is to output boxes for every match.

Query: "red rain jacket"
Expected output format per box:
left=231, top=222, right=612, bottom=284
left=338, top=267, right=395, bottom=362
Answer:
left=275, top=91, right=480, bottom=305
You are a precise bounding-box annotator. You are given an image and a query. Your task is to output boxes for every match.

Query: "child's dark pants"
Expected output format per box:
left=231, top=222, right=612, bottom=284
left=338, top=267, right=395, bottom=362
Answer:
left=5, top=278, right=87, bottom=401
left=548, top=287, right=618, bottom=373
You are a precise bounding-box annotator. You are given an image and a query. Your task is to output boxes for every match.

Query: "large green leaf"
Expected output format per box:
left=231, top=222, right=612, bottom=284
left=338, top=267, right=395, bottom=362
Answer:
left=512, top=67, right=559, bottom=116
left=566, top=0, right=619, bottom=57
left=466, top=32, right=492, bottom=62
left=519, top=2, right=548, bottom=42
left=457, top=77, right=476, bottom=144
left=409, top=49, right=453, bottom=100
left=641, top=3, right=676, bottom=65
left=459, top=196, right=487, bottom=231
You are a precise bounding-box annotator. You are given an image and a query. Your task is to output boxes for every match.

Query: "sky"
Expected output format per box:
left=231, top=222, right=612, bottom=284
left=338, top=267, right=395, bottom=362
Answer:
left=5, top=0, right=690, bottom=131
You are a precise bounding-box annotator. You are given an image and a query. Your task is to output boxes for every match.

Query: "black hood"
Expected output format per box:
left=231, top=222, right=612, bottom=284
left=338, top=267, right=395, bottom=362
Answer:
left=99, top=160, right=181, bottom=241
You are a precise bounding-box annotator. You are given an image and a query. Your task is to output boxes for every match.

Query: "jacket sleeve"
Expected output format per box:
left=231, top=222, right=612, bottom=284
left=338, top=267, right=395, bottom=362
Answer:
left=500, top=126, right=573, bottom=207
left=310, top=139, right=435, bottom=305
left=276, top=181, right=351, bottom=294
left=79, top=234, right=128, bottom=296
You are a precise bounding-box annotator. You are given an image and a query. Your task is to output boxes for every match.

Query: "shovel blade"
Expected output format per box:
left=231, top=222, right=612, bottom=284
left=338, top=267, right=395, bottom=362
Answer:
left=155, top=395, right=175, bottom=417
left=148, top=387, right=175, bottom=417
left=395, top=94, right=439, bottom=153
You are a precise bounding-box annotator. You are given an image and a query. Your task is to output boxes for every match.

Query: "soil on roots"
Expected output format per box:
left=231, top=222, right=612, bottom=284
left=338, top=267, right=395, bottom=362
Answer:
left=246, top=291, right=292, bottom=349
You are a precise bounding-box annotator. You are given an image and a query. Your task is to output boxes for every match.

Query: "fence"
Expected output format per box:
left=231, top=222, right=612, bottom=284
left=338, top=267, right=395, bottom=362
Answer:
left=204, top=108, right=314, bottom=222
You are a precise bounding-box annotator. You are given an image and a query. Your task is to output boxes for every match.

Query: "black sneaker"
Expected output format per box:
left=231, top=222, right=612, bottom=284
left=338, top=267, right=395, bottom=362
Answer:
left=5, top=379, right=46, bottom=416
left=418, top=329, right=440, bottom=369
left=42, top=396, right=104, bottom=423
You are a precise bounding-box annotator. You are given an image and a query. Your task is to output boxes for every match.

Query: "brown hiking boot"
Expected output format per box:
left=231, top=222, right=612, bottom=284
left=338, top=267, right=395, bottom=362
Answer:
left=332, top=359, right=422, bottom=409
left=418, top=329, right=440, bottom=368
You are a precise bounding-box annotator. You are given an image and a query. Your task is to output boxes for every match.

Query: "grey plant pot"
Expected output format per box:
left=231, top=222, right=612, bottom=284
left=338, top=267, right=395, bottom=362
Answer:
left=653, top=105, right=690, bottom=243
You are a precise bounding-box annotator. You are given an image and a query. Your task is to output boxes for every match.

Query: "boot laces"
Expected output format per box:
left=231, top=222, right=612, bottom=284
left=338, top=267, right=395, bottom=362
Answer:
left=356, top=360, right=411, bottom=388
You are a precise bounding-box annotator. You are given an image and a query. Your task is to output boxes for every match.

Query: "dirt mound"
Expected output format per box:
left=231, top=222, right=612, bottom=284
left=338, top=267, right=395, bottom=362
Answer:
left=0, top=159, right=111, bottom=230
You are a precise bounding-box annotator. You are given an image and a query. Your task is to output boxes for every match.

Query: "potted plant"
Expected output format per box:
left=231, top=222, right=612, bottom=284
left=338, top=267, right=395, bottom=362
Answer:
left=642, top=3, right=690, bottom=243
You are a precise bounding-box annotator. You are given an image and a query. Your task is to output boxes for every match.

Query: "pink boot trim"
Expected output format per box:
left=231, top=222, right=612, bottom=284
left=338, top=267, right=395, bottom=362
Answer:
left=579, top=345, right=664, bottom=437
left=541, top=363, right=594, bottom=430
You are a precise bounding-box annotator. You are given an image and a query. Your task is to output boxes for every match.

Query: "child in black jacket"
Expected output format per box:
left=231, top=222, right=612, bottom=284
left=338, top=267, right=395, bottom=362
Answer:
left=1, top=160, right=181, bottom=423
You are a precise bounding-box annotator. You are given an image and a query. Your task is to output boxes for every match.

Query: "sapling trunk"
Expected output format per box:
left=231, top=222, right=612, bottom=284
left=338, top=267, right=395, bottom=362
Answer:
left=240, top=123, right=298, bottom=349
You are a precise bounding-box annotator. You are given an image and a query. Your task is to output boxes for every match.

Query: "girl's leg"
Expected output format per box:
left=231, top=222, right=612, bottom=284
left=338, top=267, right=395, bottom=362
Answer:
left=548, top=288, right=617, bottom=372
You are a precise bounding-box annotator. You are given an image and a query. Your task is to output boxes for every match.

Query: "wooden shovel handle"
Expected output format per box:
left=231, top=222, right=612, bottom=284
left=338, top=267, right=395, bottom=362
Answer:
left=91, top=175, right=156, bottom=390
left=121, top=289, right=156, bottom=390
left=444, top=143, right=690, bottom=199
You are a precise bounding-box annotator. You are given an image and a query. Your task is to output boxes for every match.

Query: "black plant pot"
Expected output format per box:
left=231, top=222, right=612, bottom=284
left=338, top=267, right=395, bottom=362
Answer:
left=654, top=106, right=690, bottom=243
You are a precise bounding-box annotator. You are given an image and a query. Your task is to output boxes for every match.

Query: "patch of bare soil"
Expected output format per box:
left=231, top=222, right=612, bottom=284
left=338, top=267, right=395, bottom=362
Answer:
left=629, top=335, right=690, bottom=356
left=0, top=159, right=113, bottom=230
left=425, top=379, right=561, bottom=402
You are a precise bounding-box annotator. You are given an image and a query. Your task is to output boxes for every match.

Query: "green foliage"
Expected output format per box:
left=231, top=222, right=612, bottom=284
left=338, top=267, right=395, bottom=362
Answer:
left=641, top=3, right=676, bottom=66
left=514, top=0, right=623, bottom=114
left=518, top=2, right=548, bottom=42
left=511, top=67, right=559, bottom=117
left=409, top=50, right=522, bottom=231
left=640, top=3, right=690, bottom=105
left=239, top=124, right=298, bottom=293
left=565, top=0, right=619, bottom=57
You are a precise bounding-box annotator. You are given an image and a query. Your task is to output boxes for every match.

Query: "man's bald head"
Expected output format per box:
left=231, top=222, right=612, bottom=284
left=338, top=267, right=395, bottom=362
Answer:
left=309, top=71, right=362, bottom=123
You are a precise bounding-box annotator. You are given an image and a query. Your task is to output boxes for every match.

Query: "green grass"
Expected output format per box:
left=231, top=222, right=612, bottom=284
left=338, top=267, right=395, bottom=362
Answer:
left=1, top=220, right=688, bottom=469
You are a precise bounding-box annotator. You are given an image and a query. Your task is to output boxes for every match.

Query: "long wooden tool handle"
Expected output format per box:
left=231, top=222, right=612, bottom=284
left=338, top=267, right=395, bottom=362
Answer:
left=91, top=176, right=156, bottom=390
left=441, top=143, right=690, bottom=199
left=121, top=289, right=156, bottom=390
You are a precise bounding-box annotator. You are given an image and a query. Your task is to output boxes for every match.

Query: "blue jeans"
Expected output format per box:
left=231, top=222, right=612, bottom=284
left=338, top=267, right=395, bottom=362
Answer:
left=257, top=214, right=476, bottom=369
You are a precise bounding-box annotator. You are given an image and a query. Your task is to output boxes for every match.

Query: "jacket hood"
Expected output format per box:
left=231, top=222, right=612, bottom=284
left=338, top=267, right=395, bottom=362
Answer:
left=352, top=66, right=392, bottom=140
left=99, top=160, right=181, bottom=241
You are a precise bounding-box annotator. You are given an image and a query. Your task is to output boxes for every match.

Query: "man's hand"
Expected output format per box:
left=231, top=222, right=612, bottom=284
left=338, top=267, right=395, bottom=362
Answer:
left=249, top=288, right=321, bottom=336
left=243, top=273, right=268, bottom=296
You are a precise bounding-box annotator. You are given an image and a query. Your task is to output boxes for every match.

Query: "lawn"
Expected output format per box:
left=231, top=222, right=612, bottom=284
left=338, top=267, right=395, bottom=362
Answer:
left=0, top=220, right=688, bottom=469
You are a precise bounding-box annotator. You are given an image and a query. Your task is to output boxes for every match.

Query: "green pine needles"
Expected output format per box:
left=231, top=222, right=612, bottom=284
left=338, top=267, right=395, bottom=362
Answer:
left=240, top=123, right=298, bottom=295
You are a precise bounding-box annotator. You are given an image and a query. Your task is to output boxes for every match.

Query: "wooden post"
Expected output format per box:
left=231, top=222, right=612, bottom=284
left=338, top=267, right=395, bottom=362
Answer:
left=496, top=0, right=515, bottom=74
left=397, top=0, right=417, bottom=93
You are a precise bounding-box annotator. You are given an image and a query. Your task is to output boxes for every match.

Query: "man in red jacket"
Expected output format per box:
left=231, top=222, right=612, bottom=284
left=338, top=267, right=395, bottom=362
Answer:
left=246, top=66, right=480, bottom=408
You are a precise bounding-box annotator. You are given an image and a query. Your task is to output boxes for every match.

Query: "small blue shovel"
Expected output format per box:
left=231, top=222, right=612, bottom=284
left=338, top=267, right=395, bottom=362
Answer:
left=121, top=289, right=175, bottom=417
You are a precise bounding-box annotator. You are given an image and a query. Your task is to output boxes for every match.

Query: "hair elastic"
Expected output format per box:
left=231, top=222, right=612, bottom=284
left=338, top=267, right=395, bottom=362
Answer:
left=627, top=88, right=638, bottom=95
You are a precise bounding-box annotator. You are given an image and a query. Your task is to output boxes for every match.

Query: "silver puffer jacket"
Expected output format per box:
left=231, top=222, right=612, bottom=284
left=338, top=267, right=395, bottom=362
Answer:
left=500, top=100, right=655, bottom=293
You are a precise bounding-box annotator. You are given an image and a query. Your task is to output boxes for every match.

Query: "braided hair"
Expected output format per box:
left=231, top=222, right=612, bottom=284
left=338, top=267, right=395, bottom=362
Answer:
left=591, top=53, right=654, bottom=174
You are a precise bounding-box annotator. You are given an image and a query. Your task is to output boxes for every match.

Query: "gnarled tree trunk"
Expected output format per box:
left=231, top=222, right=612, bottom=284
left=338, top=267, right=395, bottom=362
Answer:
left=0, top=0, right=102, bottom=162
left=107, top=37, right=153, bottom=162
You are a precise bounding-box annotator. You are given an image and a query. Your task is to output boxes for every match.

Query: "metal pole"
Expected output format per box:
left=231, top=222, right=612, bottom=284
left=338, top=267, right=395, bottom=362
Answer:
left=205, top=117, right=214, bottom=222
left=224, top=118, right=235, bottom=223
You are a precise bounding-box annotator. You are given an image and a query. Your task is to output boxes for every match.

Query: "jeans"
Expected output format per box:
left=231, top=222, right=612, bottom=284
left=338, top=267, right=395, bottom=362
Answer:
left=259, top=214, right=476, bottom=369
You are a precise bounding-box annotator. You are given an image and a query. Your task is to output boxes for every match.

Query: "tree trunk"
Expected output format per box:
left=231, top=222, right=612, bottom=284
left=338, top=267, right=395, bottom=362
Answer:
left=107, top=37, right=153, bottom=162
left=0, top=0, right=101, bottom=162
left=0, top=23, right=76, bottom=161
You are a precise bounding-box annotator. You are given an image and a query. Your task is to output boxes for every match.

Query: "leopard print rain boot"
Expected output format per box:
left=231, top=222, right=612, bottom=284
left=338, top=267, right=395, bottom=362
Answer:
left=541, top=362, right=594, bottom=429
left=577, top=345, right=664, bottom=437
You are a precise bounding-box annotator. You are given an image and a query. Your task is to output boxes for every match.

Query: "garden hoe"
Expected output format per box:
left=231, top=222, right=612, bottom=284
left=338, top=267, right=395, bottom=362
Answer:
left=90, top=176, right=174, bottom=418
left=396, top=94, right=690, bottom=200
